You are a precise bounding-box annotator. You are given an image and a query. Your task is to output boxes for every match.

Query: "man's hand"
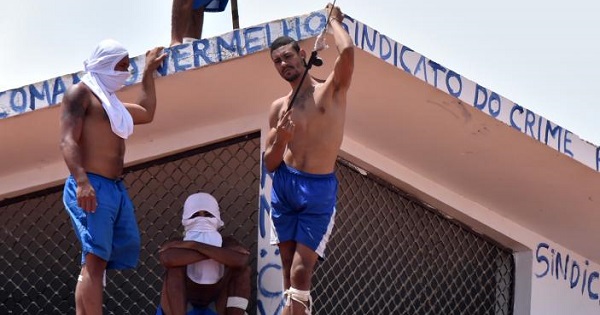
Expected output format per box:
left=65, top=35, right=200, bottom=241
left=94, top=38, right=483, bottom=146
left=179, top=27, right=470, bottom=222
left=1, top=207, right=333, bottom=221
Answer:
left=229, top=245, right=250, bottom=255
left=144, top=47, right=167, bottom=73
left=275, top=109, right=295, bottom=145
left=326, top=3, right=344, bottom=24
left=77, top=180, right=97, bottom=212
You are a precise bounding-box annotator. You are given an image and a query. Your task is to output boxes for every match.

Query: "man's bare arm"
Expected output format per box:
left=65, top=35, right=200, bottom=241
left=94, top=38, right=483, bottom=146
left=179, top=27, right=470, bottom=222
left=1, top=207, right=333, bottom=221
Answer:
left=59, top=84, right=96, bottom=211
left=159, top=239, right=249, bottom=269
left=126, top=47, right=167, bottom=124
left=264, top=100, right=293, bottom=172
left=159, top=243, right=209, bottom=268
left=328, top=5, right=354, bottom=92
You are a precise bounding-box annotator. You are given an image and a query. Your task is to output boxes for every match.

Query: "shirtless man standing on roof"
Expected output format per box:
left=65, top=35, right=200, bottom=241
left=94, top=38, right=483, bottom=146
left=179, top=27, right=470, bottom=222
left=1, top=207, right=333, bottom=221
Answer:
left=264, top=3, right=354, bottom=315
left=60, top=39, right=166, bottom=315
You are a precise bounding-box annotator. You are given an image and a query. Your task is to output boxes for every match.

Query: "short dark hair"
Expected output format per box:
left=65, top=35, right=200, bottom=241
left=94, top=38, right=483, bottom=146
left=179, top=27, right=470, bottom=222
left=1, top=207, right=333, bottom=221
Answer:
left=270, top=36, right=300, bottom=53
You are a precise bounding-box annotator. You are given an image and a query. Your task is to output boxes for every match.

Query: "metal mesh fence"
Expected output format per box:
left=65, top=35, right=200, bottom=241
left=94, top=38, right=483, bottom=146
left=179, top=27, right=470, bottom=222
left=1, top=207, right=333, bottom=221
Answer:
left=0, top=133, right=261, bottom=314
left=313, top=160, right=514, bottom=315
left=0, top=131, right=514, bottom=315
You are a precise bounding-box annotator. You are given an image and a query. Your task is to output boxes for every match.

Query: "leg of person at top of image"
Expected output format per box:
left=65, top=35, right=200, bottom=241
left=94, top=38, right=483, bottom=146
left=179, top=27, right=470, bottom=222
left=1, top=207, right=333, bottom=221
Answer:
left=157, top=192, right=251, bottom=315
left=171, top=0, right=204, bottom=46
left=171, top=0, right=230, bottom=46
left=264, top=3, right=354, bottom=314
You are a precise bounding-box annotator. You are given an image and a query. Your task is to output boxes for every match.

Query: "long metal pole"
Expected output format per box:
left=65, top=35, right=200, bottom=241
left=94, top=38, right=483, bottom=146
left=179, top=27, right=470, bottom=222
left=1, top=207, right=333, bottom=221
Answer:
left=231, top=0, right=239, bottom=29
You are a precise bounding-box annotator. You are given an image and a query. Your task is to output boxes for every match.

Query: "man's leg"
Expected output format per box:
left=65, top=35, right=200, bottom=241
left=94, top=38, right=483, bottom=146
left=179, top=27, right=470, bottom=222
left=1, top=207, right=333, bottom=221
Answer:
left=187, top=7, right=205, bottom=40
left=278, top=241, right=296, bottom=291
left=160, top=266, right=187, bottom=315
left=75, top=253, right=107, bottom=315
left=283, top=243, right=319, bottom=315
left=171, top=0, right=194, bottom=46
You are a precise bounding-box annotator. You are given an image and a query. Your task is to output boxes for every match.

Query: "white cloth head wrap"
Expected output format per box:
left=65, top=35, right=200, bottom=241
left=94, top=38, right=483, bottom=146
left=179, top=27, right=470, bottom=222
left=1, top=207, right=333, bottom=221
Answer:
left=80, top=39, right=134, bottom=139
left=182, top=192, right=225, bottom=284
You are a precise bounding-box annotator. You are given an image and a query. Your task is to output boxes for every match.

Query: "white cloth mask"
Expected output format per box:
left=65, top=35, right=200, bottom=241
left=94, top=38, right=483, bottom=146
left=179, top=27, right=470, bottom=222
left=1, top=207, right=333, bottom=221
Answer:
left=80, top=39, right=134, bottom=139
left=183, top=217, right=225, bottom=284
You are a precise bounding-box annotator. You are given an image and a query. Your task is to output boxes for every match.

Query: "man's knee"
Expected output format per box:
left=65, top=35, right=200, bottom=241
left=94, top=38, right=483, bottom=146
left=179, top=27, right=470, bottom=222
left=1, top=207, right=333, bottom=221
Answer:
left=281, top=253, right=294, bottom=268
left=83, top=253, right=107, bottom=277
left=290, top=264, right=313, bottom=288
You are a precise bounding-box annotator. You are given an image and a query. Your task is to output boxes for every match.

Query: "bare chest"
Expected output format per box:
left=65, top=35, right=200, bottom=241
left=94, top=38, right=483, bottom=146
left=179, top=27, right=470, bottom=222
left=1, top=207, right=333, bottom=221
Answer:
left=81, top=101, right=125, bottom=152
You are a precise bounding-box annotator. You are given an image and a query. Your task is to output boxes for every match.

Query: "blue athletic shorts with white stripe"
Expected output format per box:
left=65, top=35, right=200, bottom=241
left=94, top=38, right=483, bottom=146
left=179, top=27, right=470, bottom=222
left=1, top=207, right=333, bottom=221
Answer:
left=270, top=163, right=337, bottom=259
left=193, top=0, right=229, bottom=12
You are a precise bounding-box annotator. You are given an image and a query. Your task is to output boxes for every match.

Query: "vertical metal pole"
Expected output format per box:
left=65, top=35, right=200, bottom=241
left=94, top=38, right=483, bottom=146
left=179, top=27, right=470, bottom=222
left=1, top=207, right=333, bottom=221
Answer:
left=231, top=0, right=239, bottom=29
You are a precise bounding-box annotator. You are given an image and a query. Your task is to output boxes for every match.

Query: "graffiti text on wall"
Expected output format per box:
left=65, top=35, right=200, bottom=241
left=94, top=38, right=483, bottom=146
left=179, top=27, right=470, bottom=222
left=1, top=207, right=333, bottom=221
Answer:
left=1, top=10, right=598, bottom=171
left=0, top=11, right=328, bottom=120
left=536, top=242, right=600, bottom=305
left=343, top=15, right=599, bottom=171
left=257, top=154, right=284, bottom=315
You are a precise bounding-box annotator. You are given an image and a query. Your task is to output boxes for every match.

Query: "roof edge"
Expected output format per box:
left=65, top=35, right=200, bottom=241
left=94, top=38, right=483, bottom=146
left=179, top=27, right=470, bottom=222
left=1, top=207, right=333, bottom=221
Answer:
left=1, top=8, right=598, bottom=172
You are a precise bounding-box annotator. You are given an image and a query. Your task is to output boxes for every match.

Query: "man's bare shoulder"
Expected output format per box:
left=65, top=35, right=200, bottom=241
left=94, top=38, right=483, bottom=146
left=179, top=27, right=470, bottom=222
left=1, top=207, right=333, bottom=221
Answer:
left=271, top=96, right=286, bottom=110
left=64, top=82, right=92, bottom=102
left=61, top=83, right=96, bottom=118
left=62, top=83, right=97, bottom=113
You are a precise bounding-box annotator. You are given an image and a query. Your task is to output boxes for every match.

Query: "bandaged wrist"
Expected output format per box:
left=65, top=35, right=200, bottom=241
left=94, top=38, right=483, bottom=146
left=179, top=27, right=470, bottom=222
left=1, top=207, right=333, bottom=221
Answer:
left=227, top=296, right=249, bottom=310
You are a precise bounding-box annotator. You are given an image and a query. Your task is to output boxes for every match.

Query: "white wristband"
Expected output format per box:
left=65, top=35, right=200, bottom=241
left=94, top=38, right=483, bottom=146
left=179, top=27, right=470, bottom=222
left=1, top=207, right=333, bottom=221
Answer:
left=227, top=296, right=249, bottom=310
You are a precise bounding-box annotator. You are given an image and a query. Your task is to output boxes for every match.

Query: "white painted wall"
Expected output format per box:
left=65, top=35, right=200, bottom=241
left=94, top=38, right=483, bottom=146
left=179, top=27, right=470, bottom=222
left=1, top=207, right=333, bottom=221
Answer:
left=531, top=241, right=600, bottom=314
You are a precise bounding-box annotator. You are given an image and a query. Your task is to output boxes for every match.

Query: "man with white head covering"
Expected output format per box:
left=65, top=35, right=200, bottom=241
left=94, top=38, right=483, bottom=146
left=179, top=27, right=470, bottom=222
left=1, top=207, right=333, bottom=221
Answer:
left=60, top=39, right=166, bottom=314
left=158, top=192, right=251, bottom=315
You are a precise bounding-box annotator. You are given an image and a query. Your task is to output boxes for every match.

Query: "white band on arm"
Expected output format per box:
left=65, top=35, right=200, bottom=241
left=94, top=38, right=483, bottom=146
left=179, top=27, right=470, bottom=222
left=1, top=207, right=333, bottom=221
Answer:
left=227, top=296, right=249, bottom=310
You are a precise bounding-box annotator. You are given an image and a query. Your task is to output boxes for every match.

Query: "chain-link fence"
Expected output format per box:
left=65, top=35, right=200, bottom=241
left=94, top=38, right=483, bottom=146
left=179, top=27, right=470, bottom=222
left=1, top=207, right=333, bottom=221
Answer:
left=0, top=133, right=261, bottom=314
left=0, top=131, right=513, bottom=314
left=315, top=160, right=514, bottom=314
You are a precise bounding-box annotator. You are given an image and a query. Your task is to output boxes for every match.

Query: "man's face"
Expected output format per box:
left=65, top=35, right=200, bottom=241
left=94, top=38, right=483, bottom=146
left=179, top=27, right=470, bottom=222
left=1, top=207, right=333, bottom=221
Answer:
left=114, top=55, right=130, bottom=72
left=271, top=44, right=305, bottom=82
left=190, top=210, right=215, bottom=219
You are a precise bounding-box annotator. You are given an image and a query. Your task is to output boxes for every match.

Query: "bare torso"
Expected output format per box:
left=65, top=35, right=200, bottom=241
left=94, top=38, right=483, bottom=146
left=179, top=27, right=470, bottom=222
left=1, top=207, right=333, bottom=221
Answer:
left=81, top=85, right=126, bottom=179
left=278, top=78, right=346, bottom=174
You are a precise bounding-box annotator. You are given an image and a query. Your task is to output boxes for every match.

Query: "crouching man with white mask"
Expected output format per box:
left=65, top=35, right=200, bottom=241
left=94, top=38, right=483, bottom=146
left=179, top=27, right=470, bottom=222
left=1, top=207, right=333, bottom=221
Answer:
left=157, top=192, right=251, bottom=315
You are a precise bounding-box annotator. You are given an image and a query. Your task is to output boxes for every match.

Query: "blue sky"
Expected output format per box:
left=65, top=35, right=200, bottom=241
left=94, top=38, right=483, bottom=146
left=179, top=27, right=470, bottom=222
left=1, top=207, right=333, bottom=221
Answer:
left=1, top=0, right=598, bottom=144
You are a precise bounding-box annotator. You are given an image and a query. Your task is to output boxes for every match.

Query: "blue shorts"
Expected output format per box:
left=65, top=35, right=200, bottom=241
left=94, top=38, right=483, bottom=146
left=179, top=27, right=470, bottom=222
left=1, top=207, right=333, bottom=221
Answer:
left=270, top=163, right=337, bottom=258
left=156, top=303, right=217, bottom=315
left=193, top=0, right=229, bottom=12
left=63, top=173, right=140, bottom=270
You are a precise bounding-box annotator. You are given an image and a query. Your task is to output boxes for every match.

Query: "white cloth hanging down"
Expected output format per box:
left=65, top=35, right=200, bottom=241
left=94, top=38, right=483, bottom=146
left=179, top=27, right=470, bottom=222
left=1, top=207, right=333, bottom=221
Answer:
left=80, top=39, right=134, bottom=139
